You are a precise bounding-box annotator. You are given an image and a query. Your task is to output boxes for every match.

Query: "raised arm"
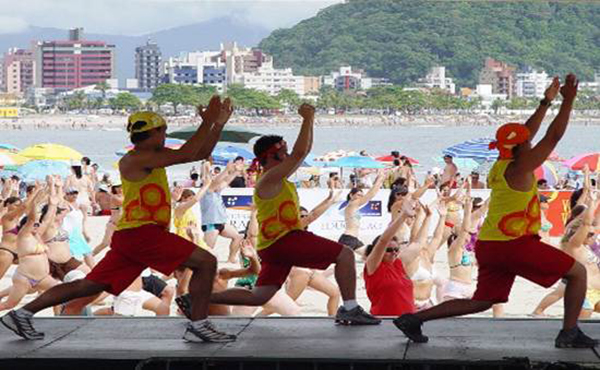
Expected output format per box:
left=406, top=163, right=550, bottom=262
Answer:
left=425, top=202, right=448, bottom=258
left=301, top=189, right=341, bottom=228
left=524, top=77, right=560, bottom=139
left=19, top=186, right=45, bottom=235
left=365, top=209, right=409, bottom=275
left=192, top=98, right=233, bottom=161
left=259, top=104, right=314, bottom=186
left=513, top=74, right=577, bottom=173
left=411, top=175, right=434, bottom=201
left=568, top=194, right=597, bottom=249
left=175, top=175, right=212, bottom=218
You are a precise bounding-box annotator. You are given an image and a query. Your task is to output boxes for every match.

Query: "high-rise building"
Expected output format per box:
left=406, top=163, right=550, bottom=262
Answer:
left=515, top=67, right=551, bottom=98
left=34, top=28, right=115, bottom=90
left=479, top=58, right=516, bottom=99
left=322, top=66, right=389, bottom=91
left=1, top=48, right=35, bottom=96
left=135, top=39, right=162, bottom=91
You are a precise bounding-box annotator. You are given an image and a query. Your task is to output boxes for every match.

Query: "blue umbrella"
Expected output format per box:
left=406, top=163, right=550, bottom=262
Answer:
left=0, top=144, right=20, bottom=152
left=328, top=156, right=386, bottom=169
left=302, top=154, right=326, bottom=168
left=442, top=138, right=498, bottom=163
left=17, top=160, right=71, bottom=182
left=211, top=145, right=254, bottom=166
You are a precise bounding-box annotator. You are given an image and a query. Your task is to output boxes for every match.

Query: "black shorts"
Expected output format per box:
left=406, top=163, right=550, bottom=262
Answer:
left=201, top=223, right=225, bottom=233
left=338, top=234, right=364, bottom=251
left=142, top=274, right=168, bottom=298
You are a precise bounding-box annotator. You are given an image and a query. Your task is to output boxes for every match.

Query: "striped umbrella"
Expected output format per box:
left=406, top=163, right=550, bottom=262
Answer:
left=442, top=138, right=498, bottom=163
left=534, top=161, right=559, bottom=187
left=563, top=153, right=600, bottom=172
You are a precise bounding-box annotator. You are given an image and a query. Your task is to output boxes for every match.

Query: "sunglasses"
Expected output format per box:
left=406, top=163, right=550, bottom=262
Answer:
left=386, top=247, right=400, bottom=253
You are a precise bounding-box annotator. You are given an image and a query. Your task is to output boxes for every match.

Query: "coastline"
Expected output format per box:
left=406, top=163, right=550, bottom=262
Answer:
left=0, top=112, right=599, bottom=130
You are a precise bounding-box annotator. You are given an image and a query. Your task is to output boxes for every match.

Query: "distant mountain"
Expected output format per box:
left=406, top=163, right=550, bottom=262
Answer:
left=258, top=0, right=600, bottom=87
left=0, top=17, right=271, bottom=84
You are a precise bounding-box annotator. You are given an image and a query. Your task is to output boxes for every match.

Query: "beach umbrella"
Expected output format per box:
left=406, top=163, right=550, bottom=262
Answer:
left=0, top=152, right=30, bottom=166
left=328, top=156, right=386, bottom=169
left=563, top=153, right=600, bottom=172
left=115, top=138, right=185, bottom=156
left=211, top=145, right=254, bottom=166
left=376, top=154, right=419, bottom=165
left=301, top=154, right=326, bottom=168
left=167, top=126, right=261, bottom=143
left=433, top=157, right=480, bottom=172
left=0, top=144, right=20, bottom=152
left=534, top=161, right=560, bottom=187
left=442, top=138, right=498, bottom=163
left=17, top=160, right=71, bottom=182
left=20, top=143, right=83, bottom=161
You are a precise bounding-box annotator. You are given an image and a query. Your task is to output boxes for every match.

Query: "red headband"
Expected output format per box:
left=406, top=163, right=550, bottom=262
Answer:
left=489, top=123, right=530, bottom=159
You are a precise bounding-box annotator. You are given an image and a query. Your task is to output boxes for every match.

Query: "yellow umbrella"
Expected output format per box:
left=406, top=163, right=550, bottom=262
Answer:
left=20, top=143, right=83, bottom=161
left=0, top=150, right=30, bottom=166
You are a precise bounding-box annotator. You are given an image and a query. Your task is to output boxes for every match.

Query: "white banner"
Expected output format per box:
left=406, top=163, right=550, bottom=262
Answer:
left=217, top=188, right=492, bottom=244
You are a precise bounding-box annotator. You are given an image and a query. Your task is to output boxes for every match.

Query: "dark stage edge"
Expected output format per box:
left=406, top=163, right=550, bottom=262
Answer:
left=1, top=317, right=599, bottom=369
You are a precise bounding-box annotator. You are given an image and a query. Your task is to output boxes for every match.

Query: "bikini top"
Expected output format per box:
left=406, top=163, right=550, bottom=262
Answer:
left=3, top=226, right=18, bottom=236
left=411, top=264, right=433, bottom=281
left=45, top=228, right=69, bottom=244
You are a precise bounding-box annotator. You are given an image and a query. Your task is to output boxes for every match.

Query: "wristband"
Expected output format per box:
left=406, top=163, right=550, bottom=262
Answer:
left=540, top=98, right=552, bottom=107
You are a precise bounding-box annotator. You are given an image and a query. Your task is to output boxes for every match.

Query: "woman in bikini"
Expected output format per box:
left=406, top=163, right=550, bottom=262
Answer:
left=0, top=195, right=28, bottom=281
left=338, top=170, right=385, bottom=253
left=0, top=185, right=61, bottom=312
left=39, top=179, right=91, bottom=283
left=92, top=184, right=123, bottom=256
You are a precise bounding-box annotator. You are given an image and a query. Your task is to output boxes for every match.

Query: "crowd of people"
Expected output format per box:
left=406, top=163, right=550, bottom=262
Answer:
left=0, top=75, right=597, bottom=348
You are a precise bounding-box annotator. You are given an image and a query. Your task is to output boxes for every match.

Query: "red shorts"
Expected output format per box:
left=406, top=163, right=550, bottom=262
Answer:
left=86, top=224, right=196, bottom=295
left=472, top=235, right=575, bottom=303
left=256, top=230, right=343, bottom=288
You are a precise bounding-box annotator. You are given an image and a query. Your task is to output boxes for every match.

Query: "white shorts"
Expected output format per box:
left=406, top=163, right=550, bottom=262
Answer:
left=63, top=269, right=86, bottom=283
left=442, top=279, right=474, bottom=301
left=112, top=290, right=154, bottom=316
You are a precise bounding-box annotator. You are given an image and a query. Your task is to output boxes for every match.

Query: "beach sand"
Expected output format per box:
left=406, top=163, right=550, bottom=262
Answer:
left=0, top=216, right=576, bottom=320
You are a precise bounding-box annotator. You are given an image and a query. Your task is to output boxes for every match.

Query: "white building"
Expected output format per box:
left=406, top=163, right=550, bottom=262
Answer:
left=475, top=83, right=507, bottom=108
left=238, top=59, right=304, bottom=96
left=515, top=67, right=552, bottom=98
left=416, top=66, right=456, bottom=94
left=322, top=66, right=388, bottom=91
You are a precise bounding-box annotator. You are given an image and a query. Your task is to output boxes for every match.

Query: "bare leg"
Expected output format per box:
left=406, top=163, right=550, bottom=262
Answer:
left=83, top=254, right=95, bottom=269
left=0, top=277, right=31, bottom=311
left=334, top=247, right=356, bottom=301
left=203, top=231, right=219, bottom=249
left=220, top=225, right=242, bottom=263
left=492, top=303, right=505, bottom=318
left=563, top=261, right=587, bottom=330
left=175, top=268, right=192, bottom=296
left=286, top=268, right=311, bottom=301
left=415, top=299, right=494, bottom=322
left=308, top=272, right=341, bottom=316
left=180, top=248, right=217, bottom=321
left=22, top=278, right=107, bottom=314
left=0, top=251, right=14, bottom=281
left=211, top=285, right=279, bottom=306
left=258, top=290, right=301, bottom=316
left=532, top=283, right=565, bottom=316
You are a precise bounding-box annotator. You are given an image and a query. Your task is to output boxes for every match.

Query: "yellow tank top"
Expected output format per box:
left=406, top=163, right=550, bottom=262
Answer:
left=117, top=167, right=171, bottom=231
left=254, top=179, right=302, bottom=251
left=173, top=209, right=197, bottom=241
left=479, top=160, right=541, bottom=241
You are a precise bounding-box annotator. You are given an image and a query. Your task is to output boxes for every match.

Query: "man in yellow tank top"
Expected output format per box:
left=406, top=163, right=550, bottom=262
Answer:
left=211, top=103, right=380, bottom=325
left=395, top=74, right=597, bottom=348
left=2, top=97, right=238, bottom=343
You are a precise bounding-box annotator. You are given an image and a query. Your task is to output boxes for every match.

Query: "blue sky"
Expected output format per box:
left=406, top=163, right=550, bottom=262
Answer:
left=0, top=0, right=343, bottom=35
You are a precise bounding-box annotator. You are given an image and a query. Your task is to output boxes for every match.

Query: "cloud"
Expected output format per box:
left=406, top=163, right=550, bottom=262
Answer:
left=0, top=0, right=344, bottom=35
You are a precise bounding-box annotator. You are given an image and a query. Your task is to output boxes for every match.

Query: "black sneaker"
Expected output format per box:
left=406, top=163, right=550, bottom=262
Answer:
left=335, top=306, right=382, bottom=325
left=393, top=314, right=428, bottom=343
left=1, top=311, right=44, bottom=340
left=175, top=294, right=192, bottom=320
left=555, top=327, right=598, bottom=348
left=183, top=321, right=237, bottom=343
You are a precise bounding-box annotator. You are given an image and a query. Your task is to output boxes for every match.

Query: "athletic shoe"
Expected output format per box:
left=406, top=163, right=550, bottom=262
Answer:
left=555, top=327, right=598, bottom=348
left=183, top=321, right=237, bottom=343
left=1, top=310, right=44, bottom=340
left=175, top=294, right=192, bottom=320
left=393, top=314, right=428, bottom=343
left=335, top=306, right=382, bottom=325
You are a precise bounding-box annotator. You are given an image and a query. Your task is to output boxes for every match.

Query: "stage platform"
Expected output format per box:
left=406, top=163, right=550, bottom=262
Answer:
left=1, top=317, right=599, bottom=370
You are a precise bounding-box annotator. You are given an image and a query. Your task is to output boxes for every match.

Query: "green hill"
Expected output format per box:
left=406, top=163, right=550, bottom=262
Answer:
left=258, top=0, right=600, bottom=87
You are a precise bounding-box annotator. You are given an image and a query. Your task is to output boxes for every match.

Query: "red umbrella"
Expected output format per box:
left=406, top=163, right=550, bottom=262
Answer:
left=563, top=153, right=600, bottom=172
left=376, top=155, right=419, bottom=165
